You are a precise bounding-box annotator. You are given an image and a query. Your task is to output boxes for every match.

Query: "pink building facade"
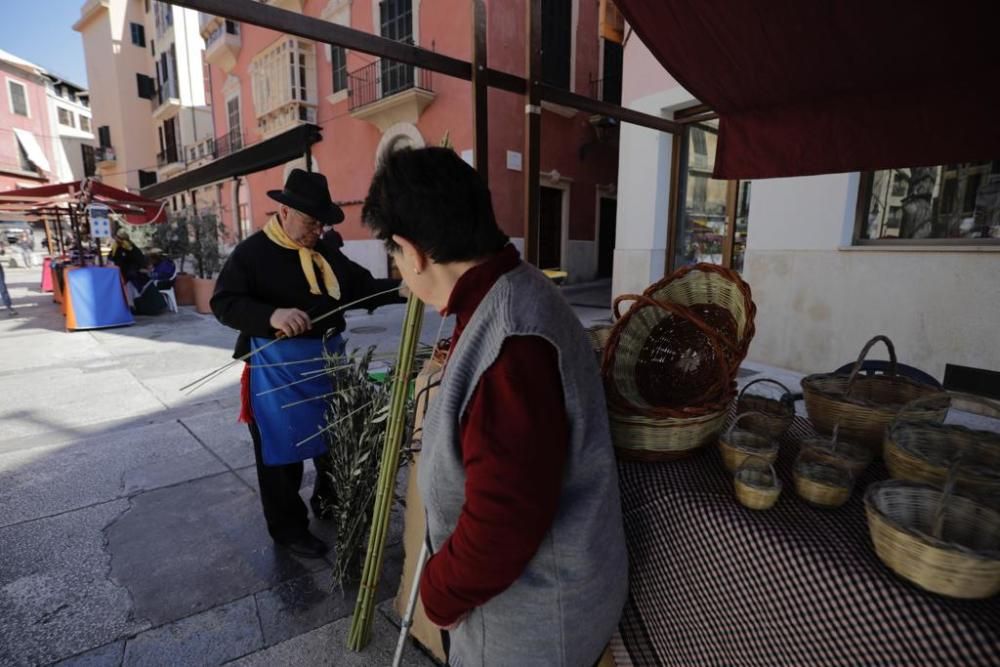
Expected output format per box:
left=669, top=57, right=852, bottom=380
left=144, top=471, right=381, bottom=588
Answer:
left=0, top=51, right=56, bottom=193
left=201, top=0, right=621, bottom=280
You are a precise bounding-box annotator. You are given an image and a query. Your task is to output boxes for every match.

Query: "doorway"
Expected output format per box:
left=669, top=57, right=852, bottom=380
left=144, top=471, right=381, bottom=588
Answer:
left=597, top=196, right=617, bottom=278
left=539, top=186, right=564, bottom=269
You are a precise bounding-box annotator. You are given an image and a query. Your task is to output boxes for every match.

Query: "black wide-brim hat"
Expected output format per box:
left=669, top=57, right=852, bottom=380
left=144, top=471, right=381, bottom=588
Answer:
left=267, top=169, right=345, bottom=225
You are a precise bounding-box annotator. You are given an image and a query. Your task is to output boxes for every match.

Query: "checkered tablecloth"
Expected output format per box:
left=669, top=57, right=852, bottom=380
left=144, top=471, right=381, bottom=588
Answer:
left=613, top=416, right=1000, bottom=667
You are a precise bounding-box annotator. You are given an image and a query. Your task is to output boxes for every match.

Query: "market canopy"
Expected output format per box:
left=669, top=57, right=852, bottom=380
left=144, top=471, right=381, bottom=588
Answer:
left=0, top=180, right=166, bottom=224
left=615, top=0, right=1000, bottom=179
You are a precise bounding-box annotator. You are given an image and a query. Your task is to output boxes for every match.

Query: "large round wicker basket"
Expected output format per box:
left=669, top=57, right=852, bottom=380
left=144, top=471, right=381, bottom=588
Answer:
left=885, top=393, right=1000, bottom=508
left=610, top=404, right=730, bottom=462
left=865, top=478, right=1000, bottom=599
left=603, top=263, right=754, bottom=418
left=801, top=336, right=945, bottom=451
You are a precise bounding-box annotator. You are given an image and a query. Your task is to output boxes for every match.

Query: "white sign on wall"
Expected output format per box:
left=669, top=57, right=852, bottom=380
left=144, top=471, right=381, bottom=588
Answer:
left=506, top=150, right=523, bottom=172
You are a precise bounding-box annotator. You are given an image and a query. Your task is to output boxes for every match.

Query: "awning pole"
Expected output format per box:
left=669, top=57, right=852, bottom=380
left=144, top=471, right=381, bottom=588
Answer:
left=522, top=0, right=542, bottom=266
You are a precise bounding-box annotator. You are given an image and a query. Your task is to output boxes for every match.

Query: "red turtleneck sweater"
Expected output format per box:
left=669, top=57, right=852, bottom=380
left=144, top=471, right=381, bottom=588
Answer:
left=419, top=245, right=570, bottom=626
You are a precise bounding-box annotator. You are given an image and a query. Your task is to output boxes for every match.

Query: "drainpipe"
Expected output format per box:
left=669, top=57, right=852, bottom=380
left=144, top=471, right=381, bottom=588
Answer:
left=231, top=176, right=242, bottom=241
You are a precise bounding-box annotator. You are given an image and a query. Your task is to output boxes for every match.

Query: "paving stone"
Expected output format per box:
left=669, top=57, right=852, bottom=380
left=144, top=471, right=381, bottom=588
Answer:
left=0, top=420, right=227, bottom=528
left=254, top=541, right=405, bottom=647
left=106, top=472, right=326, bottom=627
left=224, top=613, right=435, bottom=667
left=180, top=408, right=256, bottom=470
left=122, top=596, right=262, bottom=667
left=54, top=641, right=125, bottom=667
left=0, top=501, right=148, bottom=666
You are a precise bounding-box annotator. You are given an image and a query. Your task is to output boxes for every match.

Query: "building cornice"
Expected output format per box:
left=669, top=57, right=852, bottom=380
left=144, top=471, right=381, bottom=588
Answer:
left=72, top=0, right=110, bottom=32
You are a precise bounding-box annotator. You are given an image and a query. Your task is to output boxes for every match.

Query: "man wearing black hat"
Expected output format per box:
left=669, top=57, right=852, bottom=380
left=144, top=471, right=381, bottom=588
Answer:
left=212, top=169, right=402, bottom=558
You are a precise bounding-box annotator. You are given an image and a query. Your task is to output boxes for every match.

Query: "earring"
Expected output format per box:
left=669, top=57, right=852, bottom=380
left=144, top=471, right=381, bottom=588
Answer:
left=413, top=266, right=421, bottom=275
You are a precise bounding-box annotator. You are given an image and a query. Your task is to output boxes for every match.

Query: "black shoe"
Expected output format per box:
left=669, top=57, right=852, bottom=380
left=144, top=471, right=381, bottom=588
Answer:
left=276, top=532, right=329, bottom=559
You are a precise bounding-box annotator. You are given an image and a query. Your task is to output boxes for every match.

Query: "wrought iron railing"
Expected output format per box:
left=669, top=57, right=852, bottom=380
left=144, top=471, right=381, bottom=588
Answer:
left=347, top=57, right=432, bottom=112
left=95, top=146, right=116, bottom=163
left=156, top=144, right=181, bottom=167
left=213, top=130, right=243, bottom=159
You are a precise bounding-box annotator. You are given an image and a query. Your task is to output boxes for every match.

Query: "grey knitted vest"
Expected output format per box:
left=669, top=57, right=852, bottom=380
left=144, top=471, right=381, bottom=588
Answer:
left=418, top=262, right=628, bottom=667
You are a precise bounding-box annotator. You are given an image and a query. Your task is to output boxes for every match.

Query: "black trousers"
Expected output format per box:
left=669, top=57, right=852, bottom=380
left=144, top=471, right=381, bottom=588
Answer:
left=248, top=422, right=334, bottom=542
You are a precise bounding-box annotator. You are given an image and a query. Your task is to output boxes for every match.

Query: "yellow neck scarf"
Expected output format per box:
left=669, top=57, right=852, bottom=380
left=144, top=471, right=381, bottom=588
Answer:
left=110, top=238, right=133, bottom=254
left=263, top=216, right=341, bottom=299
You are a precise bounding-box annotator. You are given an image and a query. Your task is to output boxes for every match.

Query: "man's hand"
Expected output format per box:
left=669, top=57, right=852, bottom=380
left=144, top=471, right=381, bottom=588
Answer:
left=269, top=308, right=312, bottom=338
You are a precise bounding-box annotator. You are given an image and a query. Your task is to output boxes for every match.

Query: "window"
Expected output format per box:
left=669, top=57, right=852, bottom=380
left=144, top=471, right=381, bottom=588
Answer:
left=154, top=1, right=173, bottom=36
left=249, top=37, right=317, bottom=137
left=81, top=144, right=96, bottom=177
left=136, top=73, right=156, bottom=100
left=15, top=137, right=36, bottom=172
left=857, top=162, right=1000, bottom=243
left=130, top=22, right=146, bottom=47
left=600, top=39, right=623, bottom=104
left=225, top=20, right=239, bottom=35
left=671, top=119, right=752, bottom=271
left=379, top=0, right=414, bottom=96
left=332, top=45, right=347, bottom=93
left=226, top=95, right=242, bottom=151
left=150, top=38, right=155, bottom=56
left=161, top=117, right=179, bottom=164
left=541, top=0, right=572, bottom=89
left=57, top=107, right=75, bottom=127
left=79, top=115, right=91, bottom=133
left=98, top=125, right=111, bottom=148
left=8, top=80, right=28, bottom=117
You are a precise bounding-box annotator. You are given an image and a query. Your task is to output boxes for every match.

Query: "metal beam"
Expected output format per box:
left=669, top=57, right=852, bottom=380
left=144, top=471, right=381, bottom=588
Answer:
left=472, top=0, right=489, bottom=182
left=539, top=85, right=681, bottom=134
left=523, top=0, right=542, bottom=266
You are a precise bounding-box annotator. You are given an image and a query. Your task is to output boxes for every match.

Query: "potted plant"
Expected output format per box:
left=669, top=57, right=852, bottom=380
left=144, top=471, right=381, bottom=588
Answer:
left=151, top=214, right=194, bottom=305
left=187, top=211, right=227, bottom=315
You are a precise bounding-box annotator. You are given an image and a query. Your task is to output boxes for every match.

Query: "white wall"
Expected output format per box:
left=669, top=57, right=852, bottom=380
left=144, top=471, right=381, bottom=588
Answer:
left=342, top=239, right=389, bottom=279
left=743, top=173, right=1000, bottom=379
left=46, top=88, right=95, bottom=182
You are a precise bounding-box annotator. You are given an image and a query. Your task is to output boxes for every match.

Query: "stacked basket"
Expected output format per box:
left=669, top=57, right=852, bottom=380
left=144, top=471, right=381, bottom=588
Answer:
left=602, top=263, right=756, bottom=460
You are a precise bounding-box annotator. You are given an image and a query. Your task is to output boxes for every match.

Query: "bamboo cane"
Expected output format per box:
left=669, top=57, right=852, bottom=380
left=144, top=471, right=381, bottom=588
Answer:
left=348, top=294, right=425, bottom=650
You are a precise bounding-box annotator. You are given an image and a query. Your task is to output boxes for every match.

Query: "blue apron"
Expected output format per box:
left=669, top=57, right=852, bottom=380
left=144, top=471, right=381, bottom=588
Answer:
left=249, top=334, right=346, bottom=466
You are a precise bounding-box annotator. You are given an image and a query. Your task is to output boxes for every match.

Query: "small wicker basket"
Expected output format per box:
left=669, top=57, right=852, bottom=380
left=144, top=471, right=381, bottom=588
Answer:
left=800, top=424, right=873, bottom=476
left=611, top=405, right=730, bottom=462
left=865, top=473, right=1000, bottom=599
left=801, top=336, right=945, bottom=451
left=736, top=378, right=795, bottom=438
left=719, top=412, right=780, bottom=473
left=734, top=460, right=782, bottom=511
left=794, top=456, right=854, bottom=509
left=885, top=393, right=1000, bottom=508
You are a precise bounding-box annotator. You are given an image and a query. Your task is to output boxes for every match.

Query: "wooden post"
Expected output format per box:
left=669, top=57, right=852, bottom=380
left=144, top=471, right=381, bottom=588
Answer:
left=522, top=0, right=542, bottom=265
left=472, top=0, right=488, bottom=183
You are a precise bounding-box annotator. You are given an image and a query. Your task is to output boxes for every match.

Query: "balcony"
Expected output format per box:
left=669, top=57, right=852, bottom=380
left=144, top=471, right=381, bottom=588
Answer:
left=347, top=59, right=435, bottom=132
left=213, top=130, right=244, bottom=159
left=152, top=80, right=181, bottom=121
left=156, top=144, right=184, bottom=177
left=95, top=146, right=116, bottom=167
left=204, top=19, right=241, bottom=73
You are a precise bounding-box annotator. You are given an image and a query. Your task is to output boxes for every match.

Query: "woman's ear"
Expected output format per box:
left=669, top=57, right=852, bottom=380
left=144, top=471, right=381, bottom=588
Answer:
left=392, top=235, right=428, bottom=274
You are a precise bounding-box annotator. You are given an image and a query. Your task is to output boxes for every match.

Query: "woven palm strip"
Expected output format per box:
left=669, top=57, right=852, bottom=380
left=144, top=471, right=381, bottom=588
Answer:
left=885, top=393, right=1000, bottom=510
left=603, top=263, right=755, bottom=418
left=719, top=412, right=779, bottom=473
left=736, top=378, right=795, bottom=438
left=734, top=462, right=782, bottom=511
left=865, top=478, right=1000, bottom=599
left=610, top=403, right=730, bottom=462
left=802, top=335, right=945, bottom=451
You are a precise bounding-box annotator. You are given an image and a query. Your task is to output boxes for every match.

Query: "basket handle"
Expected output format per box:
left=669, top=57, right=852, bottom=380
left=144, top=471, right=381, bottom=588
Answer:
left=613, top=293, right=740, bottom=354
left=612, top=294, right=643, bottom=321
left=736, top=456, right=779, bottom=484
left=738, top=378, right=794, bottom=404
left=846, top=335, right=897, bottom=393
left=725, top=411, right=770, bottom=440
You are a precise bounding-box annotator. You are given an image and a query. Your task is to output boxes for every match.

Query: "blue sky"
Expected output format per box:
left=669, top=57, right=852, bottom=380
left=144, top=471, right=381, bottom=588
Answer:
left=0, top=0, right=89, bottom=86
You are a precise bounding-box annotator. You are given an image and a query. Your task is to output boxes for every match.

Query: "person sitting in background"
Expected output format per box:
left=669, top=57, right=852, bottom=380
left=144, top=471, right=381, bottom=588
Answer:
left=145, top=248, right=177, bottom=289
left=109, top=228, right=146, bottom=289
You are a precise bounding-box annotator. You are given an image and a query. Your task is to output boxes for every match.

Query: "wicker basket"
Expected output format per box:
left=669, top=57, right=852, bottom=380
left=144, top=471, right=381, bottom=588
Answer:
left=719, top=412, right=780, bottom=473
left=865, top=476, right=1000, bottom=599
left=586, top=325, right=613, bottom=366
left=801, top=336, right=945, bottom=451
left=734, top=460, right=782, bottom=511
left=736, top=378, right=795, bottom=438
left=794, top=456, right=854, bottom=509
left=603, top=263, right=754, bottom=418
left=611, top=405, right=730, bottom=462
left=800, top=424, right=873, bottom=476
left=885, top=393, right=1000, bottom=508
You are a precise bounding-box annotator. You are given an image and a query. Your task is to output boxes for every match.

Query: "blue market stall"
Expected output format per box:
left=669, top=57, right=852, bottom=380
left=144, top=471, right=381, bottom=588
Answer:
left=63, top=266, right=134, bottom=331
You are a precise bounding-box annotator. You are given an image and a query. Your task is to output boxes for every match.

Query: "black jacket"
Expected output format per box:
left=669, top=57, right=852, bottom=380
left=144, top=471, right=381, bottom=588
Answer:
left=211, top=231, right=402, bottom=358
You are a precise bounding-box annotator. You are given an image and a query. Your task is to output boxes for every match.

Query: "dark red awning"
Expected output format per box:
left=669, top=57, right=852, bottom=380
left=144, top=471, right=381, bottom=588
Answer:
left=615, top=0, right=1000, bottom=179
left=0, top=180, right=165, bottom=224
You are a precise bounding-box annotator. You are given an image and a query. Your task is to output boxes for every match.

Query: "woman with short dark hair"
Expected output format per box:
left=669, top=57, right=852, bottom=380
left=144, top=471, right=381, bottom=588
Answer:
left=363, top=147, right=627, bottom=666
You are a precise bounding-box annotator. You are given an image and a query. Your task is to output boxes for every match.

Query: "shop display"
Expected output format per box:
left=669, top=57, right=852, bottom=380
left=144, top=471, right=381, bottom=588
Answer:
left=735, top=378, right=795, bottom=438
